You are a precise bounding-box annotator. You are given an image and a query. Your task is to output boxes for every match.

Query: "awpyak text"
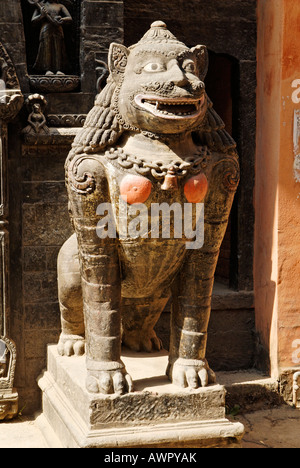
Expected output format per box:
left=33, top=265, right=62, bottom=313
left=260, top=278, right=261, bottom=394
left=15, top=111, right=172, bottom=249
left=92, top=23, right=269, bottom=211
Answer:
left=103, top=451, right=198, bottom=465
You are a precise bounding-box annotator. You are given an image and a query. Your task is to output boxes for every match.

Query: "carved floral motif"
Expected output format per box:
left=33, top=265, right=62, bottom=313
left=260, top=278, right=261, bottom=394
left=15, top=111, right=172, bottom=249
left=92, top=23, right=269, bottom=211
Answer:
left=47, top=114, right=86, bottom=127
left=29, top=74, right=80, bottom=93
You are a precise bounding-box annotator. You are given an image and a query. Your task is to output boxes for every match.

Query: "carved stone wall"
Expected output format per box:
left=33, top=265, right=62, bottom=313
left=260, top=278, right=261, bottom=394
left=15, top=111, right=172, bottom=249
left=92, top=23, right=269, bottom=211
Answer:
left=80, top=0, right=124, bottom=94
left=0, top=0, right=256, bottom=415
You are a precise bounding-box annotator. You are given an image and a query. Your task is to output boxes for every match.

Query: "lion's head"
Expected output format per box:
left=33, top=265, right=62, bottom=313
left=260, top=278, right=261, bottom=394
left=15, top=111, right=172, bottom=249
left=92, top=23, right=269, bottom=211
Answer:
left=71, top=21, right=236, bottom=158
left=110, top=20, right=208, bottom=136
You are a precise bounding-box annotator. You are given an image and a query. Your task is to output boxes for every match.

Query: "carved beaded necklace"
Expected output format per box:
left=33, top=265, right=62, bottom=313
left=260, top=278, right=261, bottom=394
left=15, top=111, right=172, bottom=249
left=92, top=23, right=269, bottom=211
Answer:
left=104, top=146, right=211, bottom=181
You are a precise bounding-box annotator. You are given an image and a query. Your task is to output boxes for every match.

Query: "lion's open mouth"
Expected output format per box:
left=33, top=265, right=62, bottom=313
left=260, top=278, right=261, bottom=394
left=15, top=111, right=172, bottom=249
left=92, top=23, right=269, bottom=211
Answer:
left=134, top=94, right=205, bottom=120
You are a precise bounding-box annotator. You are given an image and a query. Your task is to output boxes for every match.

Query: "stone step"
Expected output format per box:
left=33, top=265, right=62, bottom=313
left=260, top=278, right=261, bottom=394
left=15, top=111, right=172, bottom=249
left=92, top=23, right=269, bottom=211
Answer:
left=216, top=370, right=282, bottom=414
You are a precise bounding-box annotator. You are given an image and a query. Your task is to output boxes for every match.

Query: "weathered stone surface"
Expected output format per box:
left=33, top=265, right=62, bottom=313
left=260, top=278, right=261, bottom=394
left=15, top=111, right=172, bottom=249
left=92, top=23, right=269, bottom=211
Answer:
left=48, top=347, right=225, bottom=428
left=22, top=203, right=72, bottom=246
left=80, top=0, right=124, bottom=94
left=218, top=370, right=282, bottom=413
left=38, top=346, right=244, bottom=448
left=124, top=0, right=256, bottom=60
left=207, top=309, right=255, bottom=371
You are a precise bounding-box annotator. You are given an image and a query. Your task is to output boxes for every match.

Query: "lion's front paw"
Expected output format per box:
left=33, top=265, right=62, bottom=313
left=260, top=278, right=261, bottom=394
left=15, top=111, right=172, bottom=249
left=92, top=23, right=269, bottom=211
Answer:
left=57, top=333, right=85, bottom=357
left=167, top=358, right=216, bottom=389
left=86, top=364, right=134, bottom=395
left=122, top=329, right=163, bottom=353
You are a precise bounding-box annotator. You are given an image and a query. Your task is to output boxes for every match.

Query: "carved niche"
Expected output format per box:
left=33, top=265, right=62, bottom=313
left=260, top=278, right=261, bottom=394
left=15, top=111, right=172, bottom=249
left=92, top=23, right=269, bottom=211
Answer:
left=22, top=0, right=81, bottom=93
left=22, top=93, right=49, bottom=136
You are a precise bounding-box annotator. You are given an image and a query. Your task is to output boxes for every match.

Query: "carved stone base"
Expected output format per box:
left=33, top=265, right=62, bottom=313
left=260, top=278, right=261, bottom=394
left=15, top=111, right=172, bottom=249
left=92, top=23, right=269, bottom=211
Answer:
left=37, top=346, right=244, bottom=448
left=29, top=75, right=80, bottom=94
left=0, top=390, right=18, bottom=421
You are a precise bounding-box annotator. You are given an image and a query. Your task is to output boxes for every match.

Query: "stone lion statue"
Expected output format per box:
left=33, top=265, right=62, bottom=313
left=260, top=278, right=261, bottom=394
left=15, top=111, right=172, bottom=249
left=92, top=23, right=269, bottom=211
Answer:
left=57, top=21, right=239, bottom=395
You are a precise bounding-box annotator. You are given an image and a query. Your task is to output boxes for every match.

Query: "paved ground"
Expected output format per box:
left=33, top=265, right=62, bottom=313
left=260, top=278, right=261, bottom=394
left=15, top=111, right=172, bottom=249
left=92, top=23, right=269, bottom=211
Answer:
left=238, top=405, right=300, bottom=448
left=1, top=405, right=300, bottom=448
left=0, top=416, right=47, bottom=448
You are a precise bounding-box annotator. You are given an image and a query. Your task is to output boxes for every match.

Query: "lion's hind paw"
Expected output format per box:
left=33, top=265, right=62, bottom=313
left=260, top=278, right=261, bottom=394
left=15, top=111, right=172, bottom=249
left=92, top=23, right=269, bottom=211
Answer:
left=57, top=333, right=85, bottom=357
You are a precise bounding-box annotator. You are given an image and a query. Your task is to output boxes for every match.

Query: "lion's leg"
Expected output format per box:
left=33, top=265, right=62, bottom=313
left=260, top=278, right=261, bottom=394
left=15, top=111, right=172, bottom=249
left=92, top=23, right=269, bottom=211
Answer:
left=67, top=156, right=133, bottom=395
left=121, top=289, right=170, bottom=352
left=167, top=155, right=239, bottom=389
left=167, top=249, right=218, bottom=388
left=57, top=233, right=85, bottom=356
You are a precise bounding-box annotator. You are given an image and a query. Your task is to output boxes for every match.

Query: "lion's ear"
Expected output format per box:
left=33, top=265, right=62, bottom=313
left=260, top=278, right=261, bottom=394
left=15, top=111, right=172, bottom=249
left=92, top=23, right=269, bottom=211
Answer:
left=191, top=45, right=208, bottom=81
left=108, top=43, right=129, bottom=81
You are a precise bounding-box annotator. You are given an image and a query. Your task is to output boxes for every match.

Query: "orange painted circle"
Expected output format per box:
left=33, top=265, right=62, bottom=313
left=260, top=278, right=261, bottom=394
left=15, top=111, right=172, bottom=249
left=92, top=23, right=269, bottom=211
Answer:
left=120, top=175, right=152, bottom=204
left=184, top=173, right=208, bottom=203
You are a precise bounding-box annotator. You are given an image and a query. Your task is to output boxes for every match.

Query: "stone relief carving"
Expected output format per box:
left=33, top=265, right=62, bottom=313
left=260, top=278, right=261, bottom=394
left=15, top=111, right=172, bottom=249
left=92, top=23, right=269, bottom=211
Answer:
left=29, top=74, right=80, bottom=93
left=0, top=43, right=23, bottom=121
left=47, top=113, right=86, bottom=127
left=57, top=21, right=239, bottom=395
left=0, top=337, right=18, bottom=420
left=22, top=93, right=49, bottom=135
left=0, top=43, right=21, bottom=90
left=27, top=0, right=80, bottom=93
left=29, top=0, right=72, bottom=75
left=0, top=337, right=17, bottom=390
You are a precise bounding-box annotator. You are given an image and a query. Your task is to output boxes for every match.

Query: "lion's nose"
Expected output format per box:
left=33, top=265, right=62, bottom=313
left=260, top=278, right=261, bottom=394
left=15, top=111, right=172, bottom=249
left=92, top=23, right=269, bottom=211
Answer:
left=168, top=62, right=189, bottom=87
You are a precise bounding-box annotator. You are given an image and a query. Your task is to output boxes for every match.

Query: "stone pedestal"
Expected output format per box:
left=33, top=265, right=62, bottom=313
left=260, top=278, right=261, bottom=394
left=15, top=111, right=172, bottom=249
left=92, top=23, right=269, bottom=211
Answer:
left=37, top=346, right=244, bottom=448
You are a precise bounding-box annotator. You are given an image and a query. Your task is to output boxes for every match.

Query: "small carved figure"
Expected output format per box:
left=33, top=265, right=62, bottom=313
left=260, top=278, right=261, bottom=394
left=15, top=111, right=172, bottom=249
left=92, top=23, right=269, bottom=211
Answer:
left=23, top=94, right=49, bottom=135
left=30, top=0, right=72, bottom=75
left=58, top=22, right=239, bottom=395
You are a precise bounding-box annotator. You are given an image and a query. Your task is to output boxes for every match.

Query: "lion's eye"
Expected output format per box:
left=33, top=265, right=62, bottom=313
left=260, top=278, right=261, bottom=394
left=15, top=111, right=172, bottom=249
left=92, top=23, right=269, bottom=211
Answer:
left=183, top=61, right=196, bottom=74
left=143, top=62, right=165, bottom=73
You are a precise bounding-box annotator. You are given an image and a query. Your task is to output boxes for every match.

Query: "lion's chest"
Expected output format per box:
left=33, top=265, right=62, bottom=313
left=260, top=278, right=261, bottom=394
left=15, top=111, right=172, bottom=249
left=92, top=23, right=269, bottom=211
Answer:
left=102, top=155, right=208, bottom=297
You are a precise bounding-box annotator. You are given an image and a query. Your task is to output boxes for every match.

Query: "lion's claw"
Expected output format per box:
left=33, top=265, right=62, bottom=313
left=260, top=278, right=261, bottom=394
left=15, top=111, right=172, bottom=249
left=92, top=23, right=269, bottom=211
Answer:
left=86, top=368, right=133, bottom=395
left=57, top=333, right=85, bottom=357
left=167, top=358, right=216, bottom=389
